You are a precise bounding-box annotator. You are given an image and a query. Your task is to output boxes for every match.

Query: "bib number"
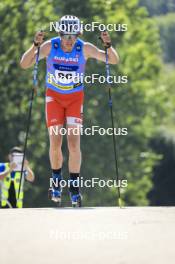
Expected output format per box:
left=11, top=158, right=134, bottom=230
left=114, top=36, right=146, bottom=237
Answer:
left=55, top=70, right=80, bottom=84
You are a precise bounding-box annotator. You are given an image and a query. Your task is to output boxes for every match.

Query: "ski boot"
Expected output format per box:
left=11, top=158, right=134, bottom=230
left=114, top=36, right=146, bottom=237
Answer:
left=48, top=188, right=62, bottom=206
left=70, top=193, right=82, bottom=208
left=48, top=173, right=62, bottom=206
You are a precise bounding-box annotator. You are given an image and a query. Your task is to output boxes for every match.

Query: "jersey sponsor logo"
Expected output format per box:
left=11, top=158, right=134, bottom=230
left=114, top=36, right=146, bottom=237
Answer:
left=46, top=96, right=54, bottom=103
left=50, top=118, right=58, bottom=123
left=53, top=64, right=79, bottom=71
left=53, top=56, right=79, bottom=63
left=76, top=44, right=81, bottom=51
left=54, top=42, right=59, bottom=49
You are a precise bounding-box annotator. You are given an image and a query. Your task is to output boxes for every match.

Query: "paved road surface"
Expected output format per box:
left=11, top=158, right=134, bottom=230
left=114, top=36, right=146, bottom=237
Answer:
left=0, top=207, right=174, bottom=264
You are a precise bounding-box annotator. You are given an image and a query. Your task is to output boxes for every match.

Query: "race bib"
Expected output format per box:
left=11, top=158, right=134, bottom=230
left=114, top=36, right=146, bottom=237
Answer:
left=55, top=70, right=80, bottom=84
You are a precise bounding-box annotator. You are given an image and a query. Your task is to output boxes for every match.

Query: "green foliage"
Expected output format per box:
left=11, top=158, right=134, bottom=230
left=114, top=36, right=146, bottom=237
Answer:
left=139, top=0, right=175, bottom=16
left=155, top=13, right=175, bottom=63
left=149, top=133, right=175, bottom=205
left=139, top=1, right=175, bottom=63
left=0, top=0, right=173, bottom=207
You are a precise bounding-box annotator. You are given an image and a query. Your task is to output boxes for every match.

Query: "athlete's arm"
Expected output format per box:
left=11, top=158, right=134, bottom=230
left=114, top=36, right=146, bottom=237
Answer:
left=84, top=31, right=119, bottom=65
left=20, top=31, right=51, bottom=69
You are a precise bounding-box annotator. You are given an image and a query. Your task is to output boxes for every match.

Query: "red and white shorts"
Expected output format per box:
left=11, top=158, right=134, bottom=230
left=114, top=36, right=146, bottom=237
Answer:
left=45, top=88, right=84, bottom=127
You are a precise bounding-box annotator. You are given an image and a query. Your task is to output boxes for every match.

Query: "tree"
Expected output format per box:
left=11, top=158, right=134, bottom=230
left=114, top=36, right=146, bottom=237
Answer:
left=0, top=0, right=172, bottom=206
left=139, top=0, right=175, bottom=16
left=155, top=13, right=175, bottom=63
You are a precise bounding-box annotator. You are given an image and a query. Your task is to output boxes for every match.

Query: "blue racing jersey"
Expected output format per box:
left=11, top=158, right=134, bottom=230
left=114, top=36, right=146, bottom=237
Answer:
left=46, top=37, right=86, bottom=94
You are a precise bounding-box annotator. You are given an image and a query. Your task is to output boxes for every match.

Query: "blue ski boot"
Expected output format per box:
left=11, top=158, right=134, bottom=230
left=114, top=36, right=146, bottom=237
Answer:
left=70, top=193, right=82, bottom=207
left=48, top=172, right=62, bottom=205
left=48, top=188, right=62, bottom=203
left=69, top=174, right=82, bottom=207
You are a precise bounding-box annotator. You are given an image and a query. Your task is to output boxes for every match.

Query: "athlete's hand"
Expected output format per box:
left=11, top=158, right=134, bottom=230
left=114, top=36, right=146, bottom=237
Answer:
left=10, top=162, right=17, bottom=172
left=33, top=30, right=45, bottom=46
left=100, top=31, right=111, bottom=48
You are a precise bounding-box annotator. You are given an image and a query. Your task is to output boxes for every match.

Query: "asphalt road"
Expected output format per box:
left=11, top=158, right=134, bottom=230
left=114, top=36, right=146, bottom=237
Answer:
left=0, top=207, right=174, bottom=264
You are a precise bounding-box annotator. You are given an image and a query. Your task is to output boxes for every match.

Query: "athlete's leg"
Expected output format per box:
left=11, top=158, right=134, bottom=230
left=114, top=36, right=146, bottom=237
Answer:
left=67, top=125, right=82, bottom=206
left=45, top=89, right=65, bottom=170
left=66, top=91, right=84, bottom=173
left=65, top=91, right=84, bottom=206
left=49, top=125, right=63, bottom=170
left=67, top=125, right=81, bottom=173
left=45, top=89, right=65, bottom=202
left=48, top=126, right=64, bottom=203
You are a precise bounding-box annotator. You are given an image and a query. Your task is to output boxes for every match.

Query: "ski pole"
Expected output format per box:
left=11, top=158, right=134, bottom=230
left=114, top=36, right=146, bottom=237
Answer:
left=101, top=40, right=122, bottom=207
left=18, top=47, right=40, bottom=200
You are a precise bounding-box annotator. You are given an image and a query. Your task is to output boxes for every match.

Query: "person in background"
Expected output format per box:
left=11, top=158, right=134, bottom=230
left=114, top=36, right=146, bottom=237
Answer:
left=0, top=146, right=35, bottom=208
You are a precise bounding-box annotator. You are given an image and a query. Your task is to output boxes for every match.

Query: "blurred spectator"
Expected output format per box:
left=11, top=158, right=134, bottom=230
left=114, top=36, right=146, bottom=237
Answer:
left=0, top=147, right=34, bottom=208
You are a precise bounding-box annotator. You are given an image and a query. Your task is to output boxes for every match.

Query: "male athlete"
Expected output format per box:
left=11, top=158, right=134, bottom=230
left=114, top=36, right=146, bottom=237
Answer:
left=20, top=15, right=119, bottom=207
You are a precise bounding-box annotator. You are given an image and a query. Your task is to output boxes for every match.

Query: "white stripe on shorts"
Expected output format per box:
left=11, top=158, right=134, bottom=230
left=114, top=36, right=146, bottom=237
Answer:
left=67, top=116, right=82, bottom=126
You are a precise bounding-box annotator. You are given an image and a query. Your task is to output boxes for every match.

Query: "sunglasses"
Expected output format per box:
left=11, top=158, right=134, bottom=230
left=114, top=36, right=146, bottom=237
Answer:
left=60, top=34, right=78, bottom=40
